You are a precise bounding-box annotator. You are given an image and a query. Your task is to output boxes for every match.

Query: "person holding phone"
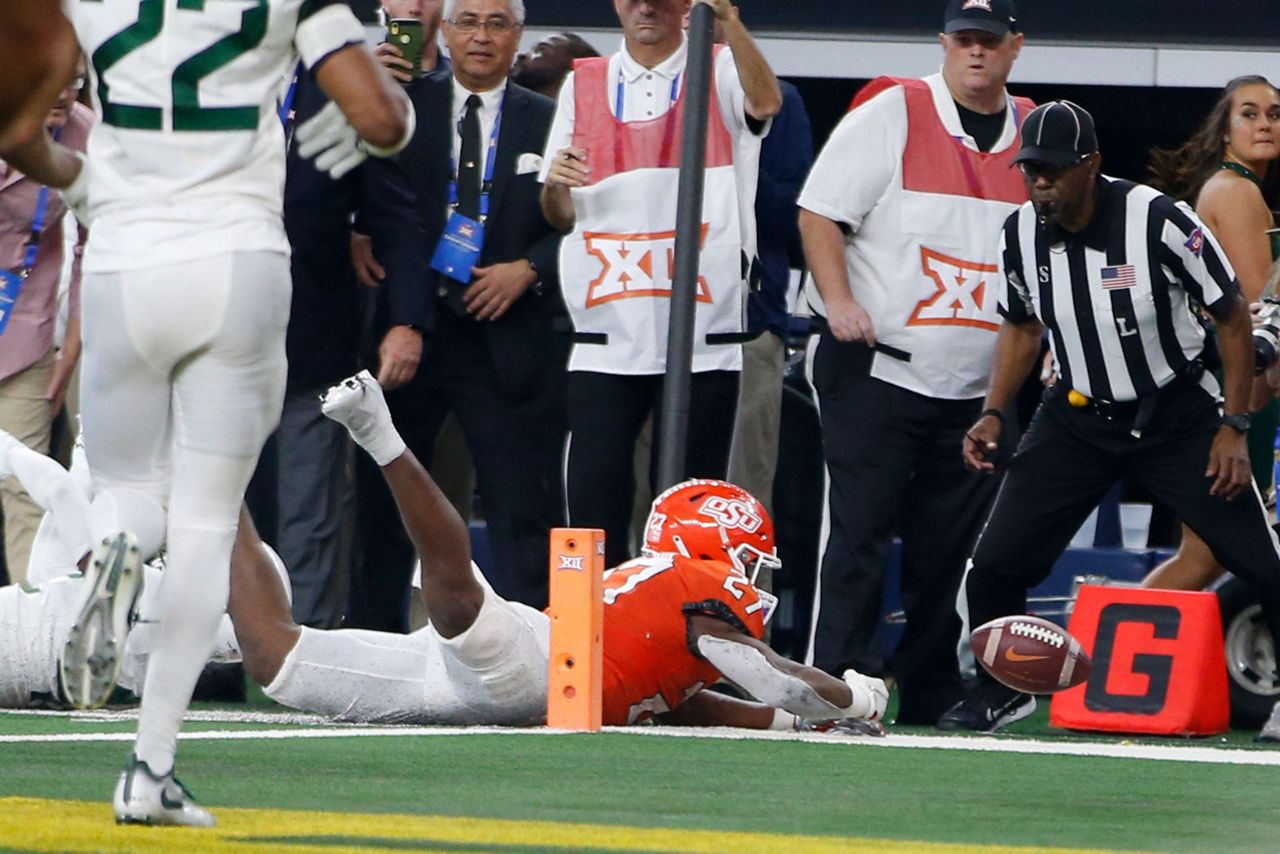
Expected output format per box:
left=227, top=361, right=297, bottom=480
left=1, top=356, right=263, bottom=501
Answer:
left=375, top=0, right=446, bottom=83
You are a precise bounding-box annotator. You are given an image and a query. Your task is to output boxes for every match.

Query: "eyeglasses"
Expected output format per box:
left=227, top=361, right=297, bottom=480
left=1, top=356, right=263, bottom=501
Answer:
left=1018, top=154, right=1092, bottom=182
left=446, top=16, right=521, bottom=34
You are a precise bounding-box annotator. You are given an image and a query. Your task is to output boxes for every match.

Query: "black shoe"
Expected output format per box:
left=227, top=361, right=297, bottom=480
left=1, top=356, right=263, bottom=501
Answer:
left=936, top=682, right=1036, bottom=733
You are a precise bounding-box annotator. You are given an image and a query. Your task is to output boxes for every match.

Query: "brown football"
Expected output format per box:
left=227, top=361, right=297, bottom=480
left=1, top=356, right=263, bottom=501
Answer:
left=970, top=615, right=1092, bottom=695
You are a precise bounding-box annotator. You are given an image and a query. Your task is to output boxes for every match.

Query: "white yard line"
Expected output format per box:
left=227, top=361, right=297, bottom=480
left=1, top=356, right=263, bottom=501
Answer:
left=1, top=713, right=1277, bottom=766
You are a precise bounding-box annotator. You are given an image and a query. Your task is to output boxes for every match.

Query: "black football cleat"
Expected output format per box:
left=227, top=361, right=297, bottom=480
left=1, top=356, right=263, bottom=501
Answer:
left=936, top=681, right=1036, bottom=733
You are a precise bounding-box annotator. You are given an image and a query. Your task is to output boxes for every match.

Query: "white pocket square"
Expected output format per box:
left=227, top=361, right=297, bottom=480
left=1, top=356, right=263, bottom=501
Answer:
left=516, top=153, right=543, bottom=175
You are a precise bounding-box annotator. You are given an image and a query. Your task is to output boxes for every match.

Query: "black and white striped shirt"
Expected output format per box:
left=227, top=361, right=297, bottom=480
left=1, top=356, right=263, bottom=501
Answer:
left=998, top=176, right=1239, bottom=403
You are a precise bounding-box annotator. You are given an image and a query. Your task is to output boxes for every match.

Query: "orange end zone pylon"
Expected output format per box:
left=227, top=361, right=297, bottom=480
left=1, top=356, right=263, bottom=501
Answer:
left=546, top=528, right=605, bottom=731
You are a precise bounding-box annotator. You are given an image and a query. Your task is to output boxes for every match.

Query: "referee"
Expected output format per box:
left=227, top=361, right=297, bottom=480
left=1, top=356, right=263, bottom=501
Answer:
left=939, top=101, right=1280, bottom=738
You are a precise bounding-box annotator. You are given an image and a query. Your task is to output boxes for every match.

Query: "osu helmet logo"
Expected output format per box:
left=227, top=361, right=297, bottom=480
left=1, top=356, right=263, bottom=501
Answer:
left=698, top=496, right=762, bottom=533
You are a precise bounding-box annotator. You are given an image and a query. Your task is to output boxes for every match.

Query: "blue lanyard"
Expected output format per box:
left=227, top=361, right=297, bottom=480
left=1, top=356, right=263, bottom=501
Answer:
left=448, top=93, right=504, bottom=222
left=19, top=126, right=61, bottom=273
left=279, top=62, right=302, bottom=128
left=20, top=187, right=52, bottom=273
left=615, top=71, right=681, bottom=120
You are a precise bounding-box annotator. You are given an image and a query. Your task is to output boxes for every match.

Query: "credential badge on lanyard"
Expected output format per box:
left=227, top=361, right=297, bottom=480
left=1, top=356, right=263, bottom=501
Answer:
left=430, top=94, right=505, bottom=284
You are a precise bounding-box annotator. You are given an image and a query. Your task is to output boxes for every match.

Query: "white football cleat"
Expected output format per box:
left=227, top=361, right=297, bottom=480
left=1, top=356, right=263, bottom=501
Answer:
left=60, top=532, right=142, bottom=710
left=113, top=753, right=215, bottom=827
left=320, top=370, right=405, bottom=466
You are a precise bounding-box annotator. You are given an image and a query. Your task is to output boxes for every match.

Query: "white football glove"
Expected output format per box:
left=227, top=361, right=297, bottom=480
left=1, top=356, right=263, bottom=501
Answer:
left=841, top=669, right=889, bottom=721
left=60, top=151, right=92, bottom=228
left=295, top=93, right=416, bottom=180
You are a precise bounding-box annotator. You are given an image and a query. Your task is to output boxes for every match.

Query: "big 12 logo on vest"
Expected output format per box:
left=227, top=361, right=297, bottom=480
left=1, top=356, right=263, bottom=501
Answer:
left=907, top=247, right=1001, bottom=332
left=583, top=227, right=712, bottom=308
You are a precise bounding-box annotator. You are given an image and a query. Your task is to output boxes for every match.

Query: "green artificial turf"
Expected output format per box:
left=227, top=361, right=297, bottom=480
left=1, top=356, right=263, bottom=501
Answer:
left=2, top=721, right=1276, bottom=852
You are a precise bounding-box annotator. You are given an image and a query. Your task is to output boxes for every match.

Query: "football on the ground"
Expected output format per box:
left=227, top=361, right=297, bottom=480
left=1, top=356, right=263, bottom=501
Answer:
left=970, top=615, right=1091, bottom=694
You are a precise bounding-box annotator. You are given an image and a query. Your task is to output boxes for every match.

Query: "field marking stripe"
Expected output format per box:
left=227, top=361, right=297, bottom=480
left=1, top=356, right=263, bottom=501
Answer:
left=1, top=722, right=1277, bottom=766
left=0, top=797, right=1139, bottom=854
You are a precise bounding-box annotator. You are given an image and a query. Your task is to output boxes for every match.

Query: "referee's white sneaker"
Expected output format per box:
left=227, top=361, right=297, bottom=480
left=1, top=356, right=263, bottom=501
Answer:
left=59, top=532, right=142, bottom=710
left=113, top=753, right=216, bottom=827
left=320, top=370, right=406, bottom=466
left=1259, top=701, right=1280, bottom=743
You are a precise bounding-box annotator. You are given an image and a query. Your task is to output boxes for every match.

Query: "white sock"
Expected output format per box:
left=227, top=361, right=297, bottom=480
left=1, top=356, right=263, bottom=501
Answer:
left=133, top=521, right=232, bottom=776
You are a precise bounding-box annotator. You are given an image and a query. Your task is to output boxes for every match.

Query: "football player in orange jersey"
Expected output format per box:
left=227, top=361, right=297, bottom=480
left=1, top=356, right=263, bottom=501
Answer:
left=220, top=371, right=889, bottom=730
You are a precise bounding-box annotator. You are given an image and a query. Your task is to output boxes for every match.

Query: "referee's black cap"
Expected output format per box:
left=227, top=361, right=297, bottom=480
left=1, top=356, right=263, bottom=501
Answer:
left=1013, top=101, right=1099, bottom=167
left=944, top=0, right=1018, bottom=36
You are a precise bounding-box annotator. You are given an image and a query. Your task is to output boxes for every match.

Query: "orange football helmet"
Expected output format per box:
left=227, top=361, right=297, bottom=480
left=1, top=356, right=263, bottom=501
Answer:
left=642, top=478, right=782, bottom=584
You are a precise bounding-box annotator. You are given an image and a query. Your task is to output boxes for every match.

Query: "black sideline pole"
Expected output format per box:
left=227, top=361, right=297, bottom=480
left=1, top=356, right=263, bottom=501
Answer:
left=655, top=1, right=714, bottom=491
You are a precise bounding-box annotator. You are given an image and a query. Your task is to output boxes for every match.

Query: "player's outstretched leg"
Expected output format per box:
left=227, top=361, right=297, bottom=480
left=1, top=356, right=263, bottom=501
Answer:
left=60, top=531, right=142, bottom=710
left=113, top=752, right=215, bottom=827
left=322, top=372, right=482, bottom=637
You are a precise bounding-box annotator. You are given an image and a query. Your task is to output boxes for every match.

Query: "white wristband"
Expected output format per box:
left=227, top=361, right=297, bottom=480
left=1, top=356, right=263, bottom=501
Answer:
left=769, top=708, right=798, bottom=731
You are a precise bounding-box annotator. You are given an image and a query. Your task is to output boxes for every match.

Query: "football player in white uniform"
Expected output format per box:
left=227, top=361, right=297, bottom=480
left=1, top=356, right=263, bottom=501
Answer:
left=2, top=0, right=416, bottom=828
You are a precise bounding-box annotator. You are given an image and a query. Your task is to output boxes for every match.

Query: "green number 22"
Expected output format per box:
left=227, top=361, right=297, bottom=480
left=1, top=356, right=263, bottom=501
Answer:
left=89, top=0, right=268, bottom=132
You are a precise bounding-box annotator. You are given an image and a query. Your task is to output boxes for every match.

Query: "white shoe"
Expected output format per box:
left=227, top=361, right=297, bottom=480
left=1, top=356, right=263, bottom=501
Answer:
left=320, top=370, right=405, bottom=466
left=113, top=753, right=215, bottom=827
left=1259, top=701, right=1280, bottom=743
left=60, top=532, right=142, bottom=710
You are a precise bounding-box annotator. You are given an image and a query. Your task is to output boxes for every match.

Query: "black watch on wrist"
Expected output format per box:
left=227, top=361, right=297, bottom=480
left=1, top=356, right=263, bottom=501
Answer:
left=1221, top=412, right=1252, bottom=433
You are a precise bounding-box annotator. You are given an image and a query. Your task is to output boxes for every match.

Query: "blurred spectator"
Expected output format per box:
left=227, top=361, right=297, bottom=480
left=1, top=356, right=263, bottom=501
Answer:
left=511, top=32, right=599, bottom=98
left=727, top=78, right=812, bottom=540
left=1145, top=75, right=1280, bottom=590
left=259, top=0, right=448, bottom=629
left=540, top=0, right=781, bottom=567
left=372, top=0, right=445, bottom=85
left=354, top=0, right=562, bottom=624
left=797, top=0, right=1031, bottom=724
left=0, top=65, right=89, bottom=586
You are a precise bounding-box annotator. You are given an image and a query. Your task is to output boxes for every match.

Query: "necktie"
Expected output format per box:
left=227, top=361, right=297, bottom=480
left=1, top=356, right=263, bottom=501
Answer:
left=457, top=94, right=483, bottom=220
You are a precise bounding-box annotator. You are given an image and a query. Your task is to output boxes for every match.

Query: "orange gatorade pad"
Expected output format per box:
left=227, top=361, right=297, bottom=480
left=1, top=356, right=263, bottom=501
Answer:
left=1050, top=585, right=1229, bottom=736
left=546, top=528, right=605, bottom=731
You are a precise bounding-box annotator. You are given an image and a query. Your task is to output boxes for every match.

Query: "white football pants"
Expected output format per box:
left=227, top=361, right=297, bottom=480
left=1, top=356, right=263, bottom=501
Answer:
left=79, top=250, right=289, bottom=773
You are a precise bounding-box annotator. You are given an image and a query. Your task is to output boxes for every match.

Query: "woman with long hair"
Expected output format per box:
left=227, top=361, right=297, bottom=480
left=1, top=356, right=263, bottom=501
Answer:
left=1146, top=75, right=1280, bottom=589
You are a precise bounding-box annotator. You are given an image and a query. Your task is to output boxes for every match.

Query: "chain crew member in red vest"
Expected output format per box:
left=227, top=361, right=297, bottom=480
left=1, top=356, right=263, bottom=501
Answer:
left=798, top=0, right=1033, bottom=726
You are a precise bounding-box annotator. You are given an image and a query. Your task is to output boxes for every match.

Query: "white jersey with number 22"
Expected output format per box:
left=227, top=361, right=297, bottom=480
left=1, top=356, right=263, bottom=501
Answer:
left=64, top=0, right=364, bottom=273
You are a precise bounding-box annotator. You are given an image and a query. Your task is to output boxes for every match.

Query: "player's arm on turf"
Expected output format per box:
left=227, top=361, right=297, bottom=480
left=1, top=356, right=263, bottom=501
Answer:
left=0, top=0, right=78, bottom=151
left=657, top=687, right=777, bottom=729
left=687, top=614, right=888, bottom=720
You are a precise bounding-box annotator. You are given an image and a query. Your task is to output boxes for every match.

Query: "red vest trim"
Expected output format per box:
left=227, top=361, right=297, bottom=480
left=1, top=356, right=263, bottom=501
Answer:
left=851, top=76, right=1033, bottom=204
left=571, top=50, right=735, bottom=186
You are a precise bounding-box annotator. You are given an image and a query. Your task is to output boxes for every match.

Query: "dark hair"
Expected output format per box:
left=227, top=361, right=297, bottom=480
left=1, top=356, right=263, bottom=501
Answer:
left=1149, top=75, right=1280, bottom=206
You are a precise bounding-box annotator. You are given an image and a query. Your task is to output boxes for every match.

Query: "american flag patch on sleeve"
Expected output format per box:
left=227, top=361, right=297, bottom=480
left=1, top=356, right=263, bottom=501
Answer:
left=1100, top=264, right=1137, bottom=290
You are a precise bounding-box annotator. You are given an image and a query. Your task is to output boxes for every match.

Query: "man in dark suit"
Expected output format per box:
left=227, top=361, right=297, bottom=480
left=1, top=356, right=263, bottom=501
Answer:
left=354, top=0, right=562, bottom=628
left=264, top=2, right=449, bottom=630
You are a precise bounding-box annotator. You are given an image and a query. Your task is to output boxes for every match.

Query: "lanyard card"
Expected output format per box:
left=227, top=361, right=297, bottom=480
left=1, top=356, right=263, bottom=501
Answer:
left=0, top=268, right=26, bottom=336
left=431, top=212, right=485, bottom=284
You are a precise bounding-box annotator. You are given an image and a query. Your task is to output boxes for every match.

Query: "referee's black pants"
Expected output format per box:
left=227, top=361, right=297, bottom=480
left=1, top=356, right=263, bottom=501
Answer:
left=807, top=336, right=1002, bottom=723
left=967, top=380, right=1280, bottom=684
left=565, top=370, right=739, bottom=568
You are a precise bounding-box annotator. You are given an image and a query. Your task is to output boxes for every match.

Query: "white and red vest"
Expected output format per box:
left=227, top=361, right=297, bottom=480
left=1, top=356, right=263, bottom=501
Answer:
left=814, top=74, right=1033, bottom=399
left=559, top=52, right=746, bottom=375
